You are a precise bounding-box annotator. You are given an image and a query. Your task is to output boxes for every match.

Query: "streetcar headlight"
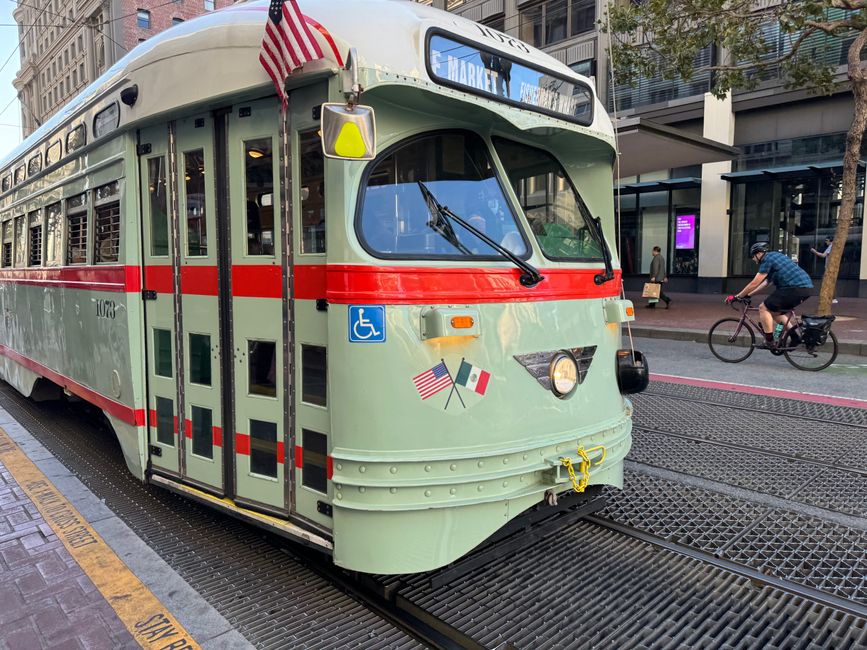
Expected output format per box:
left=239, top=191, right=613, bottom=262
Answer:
left=549, top=352, right=578, bottom=398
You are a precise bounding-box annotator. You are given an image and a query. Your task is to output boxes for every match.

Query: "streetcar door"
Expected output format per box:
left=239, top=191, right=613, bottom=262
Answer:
left=139, top=125, right=180, bottom=476
left=175, top=115, right=223, bottom=494
left=289, top=84, right=333, bottom=530
left=226, top=99, right=288, bottom=514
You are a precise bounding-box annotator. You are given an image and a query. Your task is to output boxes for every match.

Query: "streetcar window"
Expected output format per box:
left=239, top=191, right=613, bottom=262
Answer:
left=94, top=181, right=120, bottom=264
left=244, top=138, right=274, bottom=256
left=28, top=210, right=42, bottom=266
left=44, top=202, right=62, bottom=267
left=66, top=124, right=86, bottom=153
left=493, top=137, right=604, bottom=261
left=65, top=193, right=87, bottom=265
left=357, top=131, right=528, bottom=259
left=148, top=157, right=169, bottom=256
left=190, top=406, right=213, bottom=460
left=249, top=420, right=278, bottom=478
left=155, top=397, right=174, bottom=446
left=1, top=221, right=12, bottom=267
left=154, top=329, right=173, bottom=378
left=189, top=333, right=212, bottom=386
left=14, top=165, right=25, bottom=185
left=301, top=345, right=326, bottom=407
left=301, top=429, right=328, bottom=494
left=45, top=140, right=61, bottom=166
left=28, top=154, right=42, bottom=177
left=93, top=103, right=119, bottom=138
left=248, top=340, right=277, bottom=398
left=184, top=149, right=208, bottom=256
left=1, top=175, right=9, bottom=192
left=299, top=130, right=325, bottom=254
left=14, top=216, right=26, bottom=267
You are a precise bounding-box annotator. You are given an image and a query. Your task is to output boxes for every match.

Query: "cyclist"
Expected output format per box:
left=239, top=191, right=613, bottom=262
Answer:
left=727, top=242, right=813, bottom=347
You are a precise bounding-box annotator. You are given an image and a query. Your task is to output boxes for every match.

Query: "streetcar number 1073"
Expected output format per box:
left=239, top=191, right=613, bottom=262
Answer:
left=96, top=299, right=117, bottom=319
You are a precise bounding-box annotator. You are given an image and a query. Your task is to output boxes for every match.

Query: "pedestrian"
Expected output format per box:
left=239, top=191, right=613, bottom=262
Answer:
left=810, top=236, right=839, bottom=304
left=647, top=245, right=671, bottom=309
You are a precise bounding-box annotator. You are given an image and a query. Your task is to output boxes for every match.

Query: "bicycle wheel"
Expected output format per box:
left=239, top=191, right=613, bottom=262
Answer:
left=708, top=318, right=755, bottom=363
left=783, top=329, right=839, bottom=371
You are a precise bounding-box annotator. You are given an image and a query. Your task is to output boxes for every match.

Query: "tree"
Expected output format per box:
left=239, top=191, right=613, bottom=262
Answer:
left=606, top=0, right=867, bottom=315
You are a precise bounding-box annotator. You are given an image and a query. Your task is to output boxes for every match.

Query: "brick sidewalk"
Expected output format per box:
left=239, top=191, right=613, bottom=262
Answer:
left=625, top=291, right=867, bottom=355
left=0, top=459, right=135, bottom=650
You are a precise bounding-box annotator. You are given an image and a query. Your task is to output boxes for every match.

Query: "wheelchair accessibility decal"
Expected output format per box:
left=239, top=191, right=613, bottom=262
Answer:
left=348, top=305, right=386, bottom=343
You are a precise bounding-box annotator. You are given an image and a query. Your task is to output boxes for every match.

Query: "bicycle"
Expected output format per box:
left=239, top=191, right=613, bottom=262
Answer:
left=707, top=296, right=839, bottom=371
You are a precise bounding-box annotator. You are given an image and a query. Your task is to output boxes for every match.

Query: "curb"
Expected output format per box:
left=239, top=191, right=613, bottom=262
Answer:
left=624, top=326, right=867, bottom=357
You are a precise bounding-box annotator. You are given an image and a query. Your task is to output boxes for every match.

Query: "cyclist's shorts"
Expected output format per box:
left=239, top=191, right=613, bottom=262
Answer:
left=763, top=287, right=812, bottom=312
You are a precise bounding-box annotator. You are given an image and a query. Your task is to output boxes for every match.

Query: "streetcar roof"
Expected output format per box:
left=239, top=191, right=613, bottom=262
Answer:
left=1, top=0, right=613, bottom=171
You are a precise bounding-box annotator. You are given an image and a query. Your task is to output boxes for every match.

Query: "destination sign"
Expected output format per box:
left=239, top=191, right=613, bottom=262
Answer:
left=426, top=32, right=593, bottom=125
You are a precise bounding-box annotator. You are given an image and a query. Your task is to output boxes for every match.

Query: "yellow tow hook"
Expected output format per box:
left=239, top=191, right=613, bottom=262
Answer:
left=560, top=444, right=607, bottom=493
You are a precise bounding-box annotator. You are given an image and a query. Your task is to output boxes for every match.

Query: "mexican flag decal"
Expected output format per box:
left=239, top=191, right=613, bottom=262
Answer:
left=455, top=359, right=491, bottom=396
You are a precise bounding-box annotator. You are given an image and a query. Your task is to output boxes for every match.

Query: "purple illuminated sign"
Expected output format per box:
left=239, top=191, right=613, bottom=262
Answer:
left=675, top=215, right=696, bottom=250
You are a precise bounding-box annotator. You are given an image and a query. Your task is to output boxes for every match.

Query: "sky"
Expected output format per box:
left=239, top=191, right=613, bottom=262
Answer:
left=0, top=0, right=22, bottom=162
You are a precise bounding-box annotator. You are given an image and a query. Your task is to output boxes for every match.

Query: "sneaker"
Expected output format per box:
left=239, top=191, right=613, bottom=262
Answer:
left=755, top=339, right=776, bottom=350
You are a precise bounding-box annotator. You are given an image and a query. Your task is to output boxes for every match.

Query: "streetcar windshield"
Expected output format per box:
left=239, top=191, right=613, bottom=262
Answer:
left=357, top=132, right=528, bottom=259
left=493, top=137, right=604, bottom=261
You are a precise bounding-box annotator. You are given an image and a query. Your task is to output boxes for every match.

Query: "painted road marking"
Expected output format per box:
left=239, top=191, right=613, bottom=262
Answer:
left=651, top=373, right=867, bottom=410
left=0, top=427, right=201, bottom=650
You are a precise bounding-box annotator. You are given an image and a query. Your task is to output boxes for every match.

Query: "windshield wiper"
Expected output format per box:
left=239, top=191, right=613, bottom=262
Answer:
left=417, top=180, right=544, bottom=288
left=587, top=215, right=615, bottom=285
left=417, top=181, right=473, bottom=256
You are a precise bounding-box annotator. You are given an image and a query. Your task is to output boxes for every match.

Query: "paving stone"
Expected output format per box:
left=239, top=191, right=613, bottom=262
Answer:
left=0, top=620, right=42, bottom=650
left=34, top=603, right=73, bottom=639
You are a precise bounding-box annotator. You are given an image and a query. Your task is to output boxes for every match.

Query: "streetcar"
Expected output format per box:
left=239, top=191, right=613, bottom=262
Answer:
left=0, top=0, right=646, bottom=573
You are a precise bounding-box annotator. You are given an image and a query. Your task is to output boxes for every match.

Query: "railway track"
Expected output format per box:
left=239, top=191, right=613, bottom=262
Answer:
left=2, top=380, right=866, bottom=648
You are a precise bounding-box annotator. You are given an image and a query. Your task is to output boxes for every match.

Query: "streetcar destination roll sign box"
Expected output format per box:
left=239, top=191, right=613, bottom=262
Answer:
left=426, top=32, right=593, bottom=125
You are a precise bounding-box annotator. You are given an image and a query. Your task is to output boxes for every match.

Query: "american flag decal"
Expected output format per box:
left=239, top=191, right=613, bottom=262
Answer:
left=259, top=0, right=324, bottom=108
left=412, top=362, right=453, bottom=400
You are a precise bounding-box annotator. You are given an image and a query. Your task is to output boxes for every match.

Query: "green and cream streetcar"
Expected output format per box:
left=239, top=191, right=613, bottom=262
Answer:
left=0, top=0, right=645, bottom=573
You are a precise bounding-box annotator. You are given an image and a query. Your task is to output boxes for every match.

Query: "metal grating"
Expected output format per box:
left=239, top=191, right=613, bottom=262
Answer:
left=399, top=519, right=867, bottom=649
left=629, top=429, right=820, bottom=500
left=725, top=510, right=867, bottom=604
left=642, top=382, right=867, bottom=427
left=29, top=225, right=42, bottom=266
left=94, top=201, right=120, bottom=263
left=600, top=470, right=768, bottom=554
left=0, top=385, right=420, bottom=650
left=632, top=394, right=864, bottom=462
left=66, top=212, right=87, bottom=265
left=789, top=466, right=867, bottom=519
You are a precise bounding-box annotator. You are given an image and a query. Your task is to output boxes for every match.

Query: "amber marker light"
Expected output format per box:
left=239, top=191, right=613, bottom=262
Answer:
left=450, top=316, right=475, bottom=329
left=625, top=306, right=634, bottom=317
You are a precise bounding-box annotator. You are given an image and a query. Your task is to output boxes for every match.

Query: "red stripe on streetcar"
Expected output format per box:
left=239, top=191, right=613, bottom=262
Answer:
left=212, top=426, right=223, bottom=448
left=317, top=266, right=622, bottom=304
left=652, top=373, right=867, bottom=410
left=173, top=416, right=178, bottom=434
left=185, top=419, right=192, bottom=439
left=149, top=410, right=156, bottom=427
left=144, top=265, right=173, bottom=294
left=295, top=445, right=303, bottom=468
left=234, top=433, right=285, bottom=463
left=181, top=266, right=219, bottom=295
left=0, top=345, right=144, bottom=426
left=0, top=265, right=135, bottom=293
left=232, top=265, right=282, bottom=298
left=235, top=433, right=250, bottom=456
left=327, top=455, right=333, bottom=480
left=294, top=264, right=327, bottom=300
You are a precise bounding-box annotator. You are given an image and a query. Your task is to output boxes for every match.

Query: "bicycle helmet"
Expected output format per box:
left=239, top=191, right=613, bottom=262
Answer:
left=749, top=241, right=770, bottom=257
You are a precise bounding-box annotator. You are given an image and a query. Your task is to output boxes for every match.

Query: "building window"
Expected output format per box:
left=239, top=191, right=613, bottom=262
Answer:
left=137, top=9, right=151, bottom=28
left=569, top=59, right=596, bottom=84
left=172, top=17, right=184, bottom=25
left=204, top=0, right=214, bottom=10
left=521, top=0, right=585, bottom=47
left=481, top=14, right=505, bottom=32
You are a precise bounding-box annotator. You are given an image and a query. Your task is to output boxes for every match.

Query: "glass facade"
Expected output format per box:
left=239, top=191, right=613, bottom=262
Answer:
left=728, top=134, right=864, bottom=280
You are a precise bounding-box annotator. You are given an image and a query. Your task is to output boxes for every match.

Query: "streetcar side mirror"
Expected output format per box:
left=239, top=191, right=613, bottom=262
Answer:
left=320, top=103, right=376, bottom=160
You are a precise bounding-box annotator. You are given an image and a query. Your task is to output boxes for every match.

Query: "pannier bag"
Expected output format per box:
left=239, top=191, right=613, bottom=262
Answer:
left=801, top=315, right=836, bottom=347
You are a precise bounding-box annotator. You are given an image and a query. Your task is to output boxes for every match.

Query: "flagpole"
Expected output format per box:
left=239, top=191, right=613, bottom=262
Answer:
left=444, top=358, right=466, bottom=410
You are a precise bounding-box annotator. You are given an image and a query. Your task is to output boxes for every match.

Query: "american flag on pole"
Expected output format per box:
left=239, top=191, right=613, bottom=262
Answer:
left=412, top=361, right=453, bottom=400
left=259, top=0, right=324, bottom=109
